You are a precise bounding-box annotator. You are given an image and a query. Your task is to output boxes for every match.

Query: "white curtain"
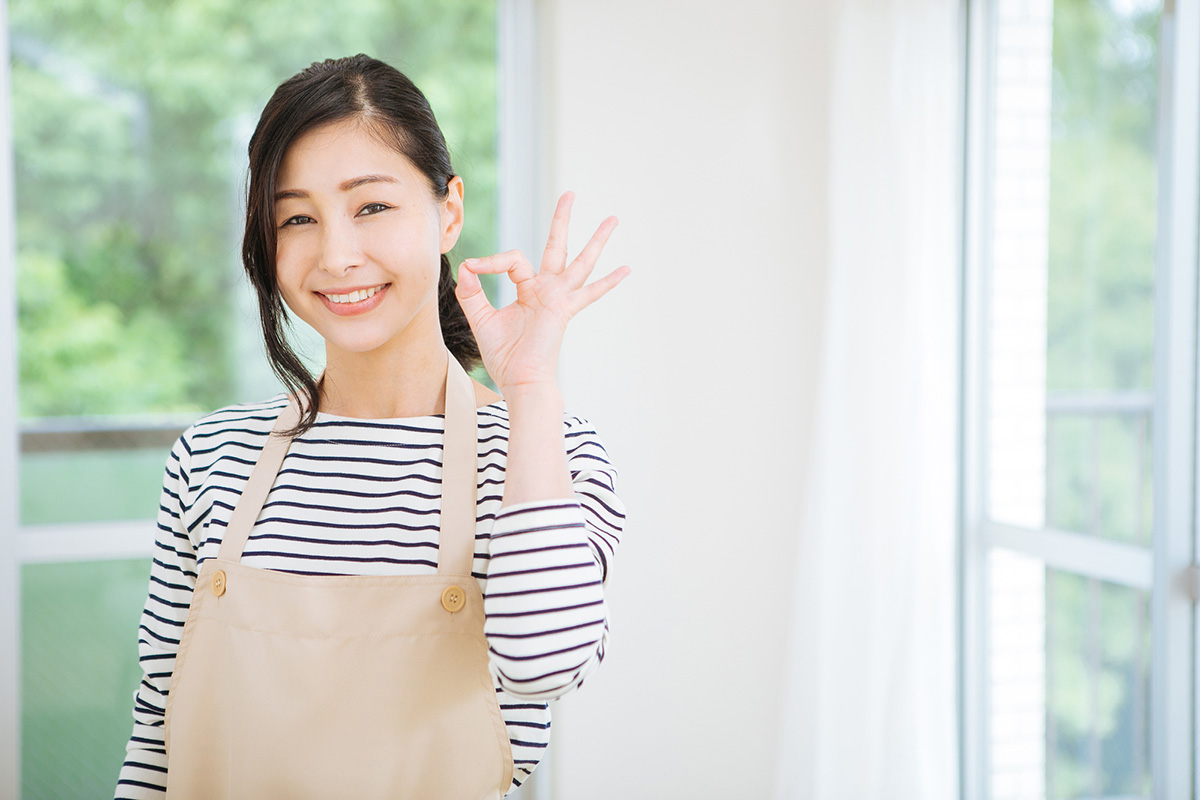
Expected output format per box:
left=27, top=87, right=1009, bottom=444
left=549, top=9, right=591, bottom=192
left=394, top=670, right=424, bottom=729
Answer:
left=775, top=1, right=960, bottom=798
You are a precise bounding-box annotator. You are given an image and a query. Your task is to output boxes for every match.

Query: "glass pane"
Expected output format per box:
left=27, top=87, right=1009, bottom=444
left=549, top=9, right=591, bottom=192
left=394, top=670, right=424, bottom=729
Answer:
left=988, top=551, right=1151, bottom=800
left=1045, top=412, right=1153, bottom=544
left=21, top=443, right=178, bottom=524
left=10, top=1, right=500, bottom=794
left=986, top=0, right=1159, bottom=545
left=10, top=0, right=499, bottom=524
left=21, top=559, right=152, bottom=799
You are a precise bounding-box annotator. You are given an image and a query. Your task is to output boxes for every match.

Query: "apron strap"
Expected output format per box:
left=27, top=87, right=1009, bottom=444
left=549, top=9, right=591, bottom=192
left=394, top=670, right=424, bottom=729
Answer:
left=438, top=354, right=480, bottom=577
left=217, top=399, right=301, bottom=563
left=218, top=353, right=480, bottom=578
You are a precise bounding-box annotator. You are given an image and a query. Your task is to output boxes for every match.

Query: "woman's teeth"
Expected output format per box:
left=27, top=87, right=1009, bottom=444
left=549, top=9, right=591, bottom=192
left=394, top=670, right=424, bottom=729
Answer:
left=325, top=285, right=383, bottom=304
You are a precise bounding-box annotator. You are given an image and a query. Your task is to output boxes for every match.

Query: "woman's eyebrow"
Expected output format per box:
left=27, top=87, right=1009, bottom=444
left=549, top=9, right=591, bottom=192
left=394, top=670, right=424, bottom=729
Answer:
left=274, top=174, right=398, bottom=203
left=339, top=174, right=398, bottom=191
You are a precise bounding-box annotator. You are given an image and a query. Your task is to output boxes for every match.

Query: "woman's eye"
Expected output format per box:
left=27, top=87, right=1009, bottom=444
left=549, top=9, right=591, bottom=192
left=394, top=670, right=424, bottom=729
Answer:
left=281, top=215, right=314, bottom=228
left=359, top=203, right=391, bottom=217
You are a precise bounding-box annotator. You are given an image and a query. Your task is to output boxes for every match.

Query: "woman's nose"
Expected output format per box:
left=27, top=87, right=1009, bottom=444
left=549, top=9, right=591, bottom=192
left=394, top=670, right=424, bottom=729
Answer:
left=318, top=216, right=364, bottom=277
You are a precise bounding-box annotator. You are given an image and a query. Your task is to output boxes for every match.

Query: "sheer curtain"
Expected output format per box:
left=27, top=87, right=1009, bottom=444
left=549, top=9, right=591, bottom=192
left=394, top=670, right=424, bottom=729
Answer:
left=774, top=1, right=960, bottom=798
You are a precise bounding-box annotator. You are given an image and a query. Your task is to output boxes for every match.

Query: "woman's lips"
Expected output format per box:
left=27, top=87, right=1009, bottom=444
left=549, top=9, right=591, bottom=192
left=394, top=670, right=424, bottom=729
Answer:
left=317, top=283, right=391, bottom=316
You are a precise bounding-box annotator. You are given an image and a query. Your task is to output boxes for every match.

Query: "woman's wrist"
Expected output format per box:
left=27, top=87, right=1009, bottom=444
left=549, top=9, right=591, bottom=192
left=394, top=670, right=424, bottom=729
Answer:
left=500, top=381, right=572, bottom=506
left=500, top=381, right=563, bottom=408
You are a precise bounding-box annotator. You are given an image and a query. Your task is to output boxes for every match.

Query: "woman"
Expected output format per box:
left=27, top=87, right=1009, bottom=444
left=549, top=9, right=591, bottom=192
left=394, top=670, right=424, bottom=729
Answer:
left=116, top=54, right=627, bottom=799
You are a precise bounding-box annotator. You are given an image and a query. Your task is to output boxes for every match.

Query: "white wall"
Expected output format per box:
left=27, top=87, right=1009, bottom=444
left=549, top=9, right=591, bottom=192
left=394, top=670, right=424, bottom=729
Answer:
left=546, top=1, right=833, bottom=796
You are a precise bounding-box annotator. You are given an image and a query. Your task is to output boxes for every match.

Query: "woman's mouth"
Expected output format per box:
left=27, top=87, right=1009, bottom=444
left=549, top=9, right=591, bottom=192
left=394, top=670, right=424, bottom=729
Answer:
left=317, top=283, right=391, bottom=316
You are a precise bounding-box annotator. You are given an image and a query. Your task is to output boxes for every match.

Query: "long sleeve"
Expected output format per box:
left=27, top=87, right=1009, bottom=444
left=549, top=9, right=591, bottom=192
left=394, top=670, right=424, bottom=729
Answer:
left=114, top=435, right=197, bottom=800
left=483, top=421, right=624, bottom=699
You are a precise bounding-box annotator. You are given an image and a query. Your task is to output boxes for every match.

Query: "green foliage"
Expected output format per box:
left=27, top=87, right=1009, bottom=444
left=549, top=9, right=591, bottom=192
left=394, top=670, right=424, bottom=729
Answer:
left=1047, top=0, right=1158, bottom=393
left=11, top=0, right=498, bottom=417
left=17, top=250, right=194, bottom=414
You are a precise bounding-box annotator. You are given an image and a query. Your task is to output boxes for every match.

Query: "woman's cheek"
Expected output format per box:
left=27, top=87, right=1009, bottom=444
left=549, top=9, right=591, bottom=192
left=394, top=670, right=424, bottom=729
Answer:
left=274, top=262, right=308, bottom=320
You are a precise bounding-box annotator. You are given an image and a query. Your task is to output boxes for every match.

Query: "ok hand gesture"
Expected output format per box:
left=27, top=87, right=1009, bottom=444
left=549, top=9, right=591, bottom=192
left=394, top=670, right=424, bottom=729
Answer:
left=454, top=192, right=630, bottom=395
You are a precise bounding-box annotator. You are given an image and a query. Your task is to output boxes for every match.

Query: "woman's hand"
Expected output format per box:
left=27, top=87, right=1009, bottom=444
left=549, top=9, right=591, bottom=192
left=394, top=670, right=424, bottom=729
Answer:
left=454, top=192, right=630, bottom=395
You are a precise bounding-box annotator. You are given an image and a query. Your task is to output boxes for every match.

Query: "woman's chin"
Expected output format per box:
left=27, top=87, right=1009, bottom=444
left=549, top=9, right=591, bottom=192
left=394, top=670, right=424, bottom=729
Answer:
left=325, top=336, right=397, bottom=357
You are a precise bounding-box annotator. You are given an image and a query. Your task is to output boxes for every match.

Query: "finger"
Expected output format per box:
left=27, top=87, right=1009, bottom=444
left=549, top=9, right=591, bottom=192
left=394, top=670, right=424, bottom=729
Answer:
left=463, top=250, right=536, bottom=284
left=571, top=265, right=631, bottom=314
left=454, top=261, right=495, bottom=328
left=541, top=192, right=575, bottom=275
left=565, top=216, right=619, bottom=288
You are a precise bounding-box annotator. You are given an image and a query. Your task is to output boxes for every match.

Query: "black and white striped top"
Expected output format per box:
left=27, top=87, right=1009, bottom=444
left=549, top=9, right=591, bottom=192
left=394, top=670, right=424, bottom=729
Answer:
left=115, top=395, right=624, bottom=798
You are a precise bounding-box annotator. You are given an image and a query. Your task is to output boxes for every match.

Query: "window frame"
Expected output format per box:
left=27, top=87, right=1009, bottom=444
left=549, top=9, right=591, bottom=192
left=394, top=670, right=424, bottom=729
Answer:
left=1151, top=3, right=1200, bottom=797
left=1, top=0, right=22, bottom=795
left=0, top=2, right=541, bottom=795
left=958, top=0, right=1200, bottom=798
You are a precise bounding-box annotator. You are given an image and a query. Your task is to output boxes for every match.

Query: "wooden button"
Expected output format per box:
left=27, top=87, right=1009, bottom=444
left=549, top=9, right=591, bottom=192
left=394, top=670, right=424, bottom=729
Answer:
left=441, top=585, right=465, bottom=613
left=211, top=570, right=227, bottom=597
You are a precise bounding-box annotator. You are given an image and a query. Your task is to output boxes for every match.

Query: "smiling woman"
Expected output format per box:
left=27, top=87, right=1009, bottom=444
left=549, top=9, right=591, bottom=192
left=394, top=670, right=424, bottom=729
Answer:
left=114, top=55, right=628, bottom=800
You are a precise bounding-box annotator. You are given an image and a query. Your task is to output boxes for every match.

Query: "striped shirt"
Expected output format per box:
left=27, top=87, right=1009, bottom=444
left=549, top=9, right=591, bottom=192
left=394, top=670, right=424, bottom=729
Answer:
left=115, top=396, right=624, bottom=798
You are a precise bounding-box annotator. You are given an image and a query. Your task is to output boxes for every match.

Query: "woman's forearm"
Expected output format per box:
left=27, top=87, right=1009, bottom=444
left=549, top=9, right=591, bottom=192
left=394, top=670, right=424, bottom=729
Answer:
left=500, top=382, right=574, bottom=507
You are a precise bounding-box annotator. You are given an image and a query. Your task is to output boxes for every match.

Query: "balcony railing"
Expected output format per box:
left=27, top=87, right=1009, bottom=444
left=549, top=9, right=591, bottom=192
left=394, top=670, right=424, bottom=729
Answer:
left=19, top=415, right=191, bottom=453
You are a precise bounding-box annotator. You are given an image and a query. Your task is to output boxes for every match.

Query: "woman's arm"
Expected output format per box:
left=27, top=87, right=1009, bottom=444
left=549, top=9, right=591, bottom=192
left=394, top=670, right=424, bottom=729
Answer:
left=483, top=418, right=624, bottom=699
left=455, top=192, right=629, bottom=697
left=114, top=435, right=198, bottom=800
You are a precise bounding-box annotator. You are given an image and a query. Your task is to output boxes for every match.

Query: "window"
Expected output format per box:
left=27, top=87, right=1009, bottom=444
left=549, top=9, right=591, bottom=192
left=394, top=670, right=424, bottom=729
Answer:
left=962, top=0, right=1197, bottom=798
left=0, top=1, right=545, bottom=796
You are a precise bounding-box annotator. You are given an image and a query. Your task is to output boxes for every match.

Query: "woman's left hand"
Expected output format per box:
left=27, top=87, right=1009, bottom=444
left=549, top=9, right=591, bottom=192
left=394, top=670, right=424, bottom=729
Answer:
left=454, top=192, right=631, bottom=395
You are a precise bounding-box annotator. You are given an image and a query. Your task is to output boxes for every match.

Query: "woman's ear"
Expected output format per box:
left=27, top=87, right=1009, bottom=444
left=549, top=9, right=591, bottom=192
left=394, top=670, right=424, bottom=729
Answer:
left=440, top=175, right=465, bottom=254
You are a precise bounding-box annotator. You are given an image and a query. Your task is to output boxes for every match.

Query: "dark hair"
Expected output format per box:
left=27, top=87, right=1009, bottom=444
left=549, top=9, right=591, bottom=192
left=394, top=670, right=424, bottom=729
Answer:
left=242, top=54, right=480, bottom=435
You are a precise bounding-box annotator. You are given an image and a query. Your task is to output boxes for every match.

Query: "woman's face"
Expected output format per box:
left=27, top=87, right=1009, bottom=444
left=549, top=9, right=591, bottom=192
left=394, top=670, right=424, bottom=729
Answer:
left=273, top=118, right=463, bottom=359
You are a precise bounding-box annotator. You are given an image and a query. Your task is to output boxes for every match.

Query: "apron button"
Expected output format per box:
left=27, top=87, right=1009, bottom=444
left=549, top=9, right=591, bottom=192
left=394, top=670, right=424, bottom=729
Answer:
left=211, top=570, right=227, bottom=597
left=441, top=585, right=465, bottom=613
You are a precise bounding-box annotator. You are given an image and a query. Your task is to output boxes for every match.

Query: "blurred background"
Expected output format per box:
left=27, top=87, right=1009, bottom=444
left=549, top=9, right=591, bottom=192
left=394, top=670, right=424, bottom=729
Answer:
left=1, top=0, right=1195, bottom=798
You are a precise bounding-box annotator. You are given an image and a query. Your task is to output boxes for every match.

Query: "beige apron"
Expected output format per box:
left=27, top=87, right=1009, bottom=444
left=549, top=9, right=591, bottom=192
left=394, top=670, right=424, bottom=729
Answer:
left=164, top=354, right=514, bottom=799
